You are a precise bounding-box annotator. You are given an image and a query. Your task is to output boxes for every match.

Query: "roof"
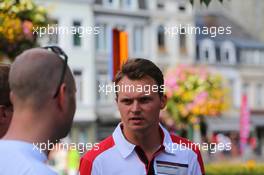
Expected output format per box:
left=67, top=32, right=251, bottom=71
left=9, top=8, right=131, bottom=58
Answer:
left=195, top=14, right=264, bottom=49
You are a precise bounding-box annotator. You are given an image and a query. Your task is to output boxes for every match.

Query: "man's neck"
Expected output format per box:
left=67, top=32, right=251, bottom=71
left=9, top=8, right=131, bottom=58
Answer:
left=3, top=111, right=53, bottom=147
left=122, top=124, right=162, bottom=157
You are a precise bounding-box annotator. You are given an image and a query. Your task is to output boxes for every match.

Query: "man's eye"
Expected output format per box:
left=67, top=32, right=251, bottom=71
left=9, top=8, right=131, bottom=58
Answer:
left=121, top=99, right=132, bottom=105
left=139, top=97, right=151, bottom=103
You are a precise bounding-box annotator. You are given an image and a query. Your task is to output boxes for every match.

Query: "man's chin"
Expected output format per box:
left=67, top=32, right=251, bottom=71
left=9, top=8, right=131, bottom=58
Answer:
left=128, top=124, right=148, bottom=132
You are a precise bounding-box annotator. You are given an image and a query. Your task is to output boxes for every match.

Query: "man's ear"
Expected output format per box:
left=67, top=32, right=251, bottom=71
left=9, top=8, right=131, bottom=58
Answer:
left=57, top=83, right=67, bottom=110
left=160, top=94, right=167, bottom=110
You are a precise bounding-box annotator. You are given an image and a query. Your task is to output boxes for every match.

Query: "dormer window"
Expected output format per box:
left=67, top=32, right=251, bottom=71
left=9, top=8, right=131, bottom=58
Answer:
left=121, top=0, right=138, bottom=10
left=221, top=41, right=236, bottom=64
left=157, top=25, right=166, bottom=53
left=157, top=0, right=165, bottom=10
left=103, top=0, right=120, bottom=8
left=178, top=3, right=186, bottom=12
left=199, top=39, right=216, bottom=63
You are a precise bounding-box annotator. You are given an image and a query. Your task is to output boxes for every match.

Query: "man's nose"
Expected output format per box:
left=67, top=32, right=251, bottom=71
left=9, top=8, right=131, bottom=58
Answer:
left=131, top=101, right=141, bottom=114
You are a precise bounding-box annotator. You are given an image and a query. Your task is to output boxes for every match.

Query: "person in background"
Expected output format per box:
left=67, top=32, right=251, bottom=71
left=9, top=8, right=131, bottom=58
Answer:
left=0, top=64, right=13, bottom=138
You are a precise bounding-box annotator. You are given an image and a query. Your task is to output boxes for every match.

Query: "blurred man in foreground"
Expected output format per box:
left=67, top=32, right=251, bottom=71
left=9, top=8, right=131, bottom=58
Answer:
left=80, top=58, right=205, bottom=175
left=0, top=64, right=12, bottom=138
left=0, top=47, right=76, bottom=175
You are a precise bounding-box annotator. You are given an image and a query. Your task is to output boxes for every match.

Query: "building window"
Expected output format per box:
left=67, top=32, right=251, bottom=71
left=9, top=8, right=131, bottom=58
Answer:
left=196, top=45, right=200, bottom=62
left=122, top=0, right=138, bottom=9
left=205, top=49, right=209, bottom=61
left=133, top=26, right=144, bottom=54
left=74, top=70, right=83, bottom=102
left=216, top=47, right=221, bottom=63
left=95, top=23, right=107, bottom=52
left=200, top=39, right=216, bottom=63
left=220, top=42, right=236, bottom=64
left=157, top=0, right=165, bottom=9
left=138, top=0, right=146, bottom=9
left=95, top=0, right=103, bottom=4
left=73, top=21, right=82, bottom=47
left=178, top=4, right=186, bottom=12
left=103, top=0, right=120, bottom=8
left=243, top=83, right=249, bottom=97
left=123, top=0, right=131, bottom=7
left=179, top=28, right=187, bottom=55
left=256, top=84, right=263, bottom=107
left=48, top=19, right=59, bottom=45
left=229, top=79, right=235, bottom=107
left=97, top=74, right=113, bottom=103
left=157, top=25, right=166, bottom=53
left=223, top=50, right=230, bottom=63
left=253, top=50, right=260, bottom=65
left=260, top=51, right=264, bottom=64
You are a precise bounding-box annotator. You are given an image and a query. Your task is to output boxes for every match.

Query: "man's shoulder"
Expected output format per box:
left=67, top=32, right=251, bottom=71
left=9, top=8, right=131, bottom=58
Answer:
left=170, top=134, right=200, bottom=153
left=28, top=163, right=57, bottom=175
left=0, top=149, right=56, bottom=175
left=81, top=135, right=115, bottom=162
left=170, top=134, right=205, bottom=174
left=170, top=134, right=195, bottom=145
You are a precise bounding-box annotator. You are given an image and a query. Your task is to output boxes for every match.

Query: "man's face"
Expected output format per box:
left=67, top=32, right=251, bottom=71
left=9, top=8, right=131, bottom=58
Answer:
left=116, top=76, right=166, bottom=132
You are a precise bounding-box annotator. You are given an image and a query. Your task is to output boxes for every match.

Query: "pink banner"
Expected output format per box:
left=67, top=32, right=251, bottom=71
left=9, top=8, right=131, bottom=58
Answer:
left=240, top=94, right=250, bottom=154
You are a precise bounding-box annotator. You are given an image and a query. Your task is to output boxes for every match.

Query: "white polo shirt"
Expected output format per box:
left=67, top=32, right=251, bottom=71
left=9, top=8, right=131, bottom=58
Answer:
left=80, top=123, right=205, bottom=175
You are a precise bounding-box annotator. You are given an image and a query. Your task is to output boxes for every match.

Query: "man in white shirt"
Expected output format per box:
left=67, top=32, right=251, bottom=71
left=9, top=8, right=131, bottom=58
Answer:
left=0, top=47, right=76, bottom=175
left=80, top=58, right=205, bottom=175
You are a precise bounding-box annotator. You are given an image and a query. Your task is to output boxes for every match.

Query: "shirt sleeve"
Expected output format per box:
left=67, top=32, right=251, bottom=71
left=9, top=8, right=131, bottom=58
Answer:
left=79, top=157, right=102, bottom=175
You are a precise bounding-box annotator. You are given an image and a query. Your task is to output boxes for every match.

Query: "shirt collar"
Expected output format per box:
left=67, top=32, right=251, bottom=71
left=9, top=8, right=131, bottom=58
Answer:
left=160, top=124, right=178, bottom=155
left=112, top=123, right=176, bottom=159
left=113, top=123, right=136, bottom=158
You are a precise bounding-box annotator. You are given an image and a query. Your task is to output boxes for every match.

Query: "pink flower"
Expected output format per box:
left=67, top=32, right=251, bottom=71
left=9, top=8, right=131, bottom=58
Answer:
left=198, top=67, right=208, bottom=80
left=187, top=102, right=195, bottom=111
left=194, top=92, right=208, bottom=105
left=166, top=89, right=173, bottom=98
left=165, top=77, right=178, bottom=90
left=22, top=21, right=33, bottom=39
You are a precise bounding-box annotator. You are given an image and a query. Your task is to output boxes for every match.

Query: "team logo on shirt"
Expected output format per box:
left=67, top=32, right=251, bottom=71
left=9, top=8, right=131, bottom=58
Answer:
left=155, top=160, right=188, bottom=175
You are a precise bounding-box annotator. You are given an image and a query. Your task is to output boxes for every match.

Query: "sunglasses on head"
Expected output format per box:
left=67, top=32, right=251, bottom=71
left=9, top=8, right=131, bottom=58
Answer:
left=42, top=46, right=68, bottom=98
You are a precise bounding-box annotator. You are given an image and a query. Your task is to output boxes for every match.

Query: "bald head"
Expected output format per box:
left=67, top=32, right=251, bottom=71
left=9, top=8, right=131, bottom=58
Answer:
left=9, top=48, right=75, bottom=110
left=0, top=64, right=11, bottom=106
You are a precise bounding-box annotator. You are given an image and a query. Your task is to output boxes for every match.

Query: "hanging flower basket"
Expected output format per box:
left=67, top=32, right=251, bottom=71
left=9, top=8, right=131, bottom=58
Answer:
left=0, top=0, right=49, bottom=61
